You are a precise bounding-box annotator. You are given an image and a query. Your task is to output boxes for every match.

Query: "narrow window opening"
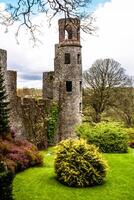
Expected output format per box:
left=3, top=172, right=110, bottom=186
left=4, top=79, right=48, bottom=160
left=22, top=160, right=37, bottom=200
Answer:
left=65, top=53, right=70, bottom=64
left=66, top=81, right=72, bottom=92
left=79, top=102, right=82, bottom=112
left=50, top=75, right=53, bottom=80
left=77, top=53, right=81, bottom=64
left=65, top=30, right=68, bottom=40
left=80, top=81, right=82, bottom=91
left=68, top=29, right=72, bottom=39
left=77, top=28, right=80, bottom=41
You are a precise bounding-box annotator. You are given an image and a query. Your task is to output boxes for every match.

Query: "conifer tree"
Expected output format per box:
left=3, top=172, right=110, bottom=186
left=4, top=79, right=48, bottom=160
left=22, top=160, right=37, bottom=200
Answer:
left=0, top=66, right=10, bottom=136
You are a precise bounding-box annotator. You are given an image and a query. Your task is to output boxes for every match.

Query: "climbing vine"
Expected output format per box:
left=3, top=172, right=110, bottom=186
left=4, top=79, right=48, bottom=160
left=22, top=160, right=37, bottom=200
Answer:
left=47, top=102, right=59, bottom=145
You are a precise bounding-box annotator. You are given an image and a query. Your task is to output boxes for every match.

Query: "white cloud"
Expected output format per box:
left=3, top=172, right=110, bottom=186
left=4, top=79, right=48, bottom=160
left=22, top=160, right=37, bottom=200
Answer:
left=82, top=0, right=134, bottom=76
left=0, top=0, right=134, bottom=88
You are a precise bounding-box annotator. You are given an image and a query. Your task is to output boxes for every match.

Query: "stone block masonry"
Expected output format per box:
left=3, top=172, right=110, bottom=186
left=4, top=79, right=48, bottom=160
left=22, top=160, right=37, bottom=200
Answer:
left=43, top=18, right=82, bottom=141
left=0, top=17, right=82, bottom=145
left=0, top=49, right=49, bottom=148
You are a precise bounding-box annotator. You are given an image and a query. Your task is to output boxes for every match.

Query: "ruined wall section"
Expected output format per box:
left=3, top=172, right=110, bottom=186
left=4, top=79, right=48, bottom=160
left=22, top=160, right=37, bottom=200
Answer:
left=0, top=49, right=7, bottom=75
left=5, top=70, right=26, bottom=137
left=43, top=71, right=54, bottom=100
left=0, top=49, right=25, bottom=137
left=21, top=98, right=49, bottom=149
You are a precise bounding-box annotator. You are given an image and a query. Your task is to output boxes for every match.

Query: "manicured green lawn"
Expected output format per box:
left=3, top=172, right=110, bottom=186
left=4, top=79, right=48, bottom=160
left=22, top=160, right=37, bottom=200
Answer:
left=13, top=148, right=134, bottom=200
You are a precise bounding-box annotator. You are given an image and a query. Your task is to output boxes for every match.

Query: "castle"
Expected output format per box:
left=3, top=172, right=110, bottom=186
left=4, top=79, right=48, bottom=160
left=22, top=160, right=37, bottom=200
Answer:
left=0, top=18, right=82, bottom=146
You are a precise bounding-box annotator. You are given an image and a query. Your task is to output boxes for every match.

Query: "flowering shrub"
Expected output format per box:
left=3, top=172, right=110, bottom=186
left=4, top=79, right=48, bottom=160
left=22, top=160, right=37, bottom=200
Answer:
left=0, top=138, right=43, bottom=173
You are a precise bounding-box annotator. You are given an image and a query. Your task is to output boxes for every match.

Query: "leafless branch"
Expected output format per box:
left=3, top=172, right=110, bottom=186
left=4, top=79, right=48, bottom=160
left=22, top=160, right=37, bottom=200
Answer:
left=0, top=0, right=95, bottom=44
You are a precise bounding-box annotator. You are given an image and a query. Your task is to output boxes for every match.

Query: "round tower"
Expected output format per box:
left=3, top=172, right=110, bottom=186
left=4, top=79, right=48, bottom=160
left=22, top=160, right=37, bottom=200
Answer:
left=54, top=18, right=82, bottom=140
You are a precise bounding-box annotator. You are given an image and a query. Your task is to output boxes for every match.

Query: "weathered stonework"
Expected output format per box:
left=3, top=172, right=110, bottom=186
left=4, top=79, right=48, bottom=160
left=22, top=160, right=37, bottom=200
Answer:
left=0, top=18, right=82, bottom=145
left=0, top=49, right=49, bottom=148
left=43, top=71, right=54, bottom=100
left=0, top=49, right=7, bottom=75
left=43, top=18, right=82, bottom=141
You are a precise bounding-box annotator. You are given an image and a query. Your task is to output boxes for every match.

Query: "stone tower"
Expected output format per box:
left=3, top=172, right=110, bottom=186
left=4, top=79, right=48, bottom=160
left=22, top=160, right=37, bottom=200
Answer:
left=43, top=18, right=82, bottom=140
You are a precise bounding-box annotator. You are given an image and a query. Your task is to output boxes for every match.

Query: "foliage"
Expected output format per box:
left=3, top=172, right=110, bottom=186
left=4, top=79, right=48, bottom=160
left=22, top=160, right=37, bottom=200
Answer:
left=0, top=170, right=14, bottom=200
left=0, top=65, right=10, bottom=136
left=83, top=58, right=131, bottom=123
left=112, top=87, right=134, bottom=127
left=47, top=102, right=59, bottom=145
left=54, top=139, right=108, bottom=187
left=13, top=147, right=134, bottom=200
left=76, top=122, right=128, bottom=153
left=126, top=128, right=134, bottom=148
left=0, top=138, right=43, bottom=173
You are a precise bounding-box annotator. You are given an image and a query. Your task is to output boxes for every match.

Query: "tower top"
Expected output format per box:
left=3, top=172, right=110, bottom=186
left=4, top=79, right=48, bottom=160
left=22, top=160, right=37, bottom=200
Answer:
left=58, top=18, right=81, bottom=47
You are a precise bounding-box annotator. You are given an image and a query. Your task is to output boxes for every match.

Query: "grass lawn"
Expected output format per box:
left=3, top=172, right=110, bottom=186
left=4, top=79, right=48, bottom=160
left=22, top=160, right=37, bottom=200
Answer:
left=13, top=148, right=134, bottom=200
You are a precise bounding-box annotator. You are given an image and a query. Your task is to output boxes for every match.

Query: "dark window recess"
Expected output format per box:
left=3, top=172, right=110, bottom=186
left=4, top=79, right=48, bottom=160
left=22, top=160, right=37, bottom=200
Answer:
left=65, top=53, right=70, bottom=64
left=66, top=81, right=72, bottom=92
left=77, top=28, right=80, bottom=40
left=79, top=102, right=82, bottom=112
left=80, top=81, right=82, bottom=91
left=68, top=29, right=72, bottom=39
left=49, top=75, right=53, bottom=80
left=77, top=53, right=81, bottom=64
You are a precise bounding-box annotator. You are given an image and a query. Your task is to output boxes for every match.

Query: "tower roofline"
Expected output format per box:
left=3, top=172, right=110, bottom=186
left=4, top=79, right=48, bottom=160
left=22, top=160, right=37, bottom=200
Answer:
left=58, top=18, right=80, bottom=25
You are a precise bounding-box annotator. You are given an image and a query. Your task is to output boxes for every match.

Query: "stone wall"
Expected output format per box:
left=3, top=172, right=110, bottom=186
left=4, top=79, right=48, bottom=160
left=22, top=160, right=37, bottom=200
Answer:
left=0, top=49, right=7, bottom=75
left=0, top=48, right=49, bottom=148
left=1, top=18, right=83, bottom=145
left=5, top=70, right=26, bottom=137
left=54, top=45, right=82, bottom=140
left=43, top=71, right=54, bottom=100
left=21, top=98, right=49, bottom=149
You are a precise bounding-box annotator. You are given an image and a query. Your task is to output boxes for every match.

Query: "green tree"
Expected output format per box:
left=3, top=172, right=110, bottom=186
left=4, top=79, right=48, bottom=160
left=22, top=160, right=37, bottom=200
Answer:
left=0, top=66, right=10, bottom=136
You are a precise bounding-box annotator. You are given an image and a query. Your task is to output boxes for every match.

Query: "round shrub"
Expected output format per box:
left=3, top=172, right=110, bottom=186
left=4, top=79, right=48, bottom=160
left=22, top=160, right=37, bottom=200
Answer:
left=54, top=139, right=108, bottom=187
left=76, top=122, right=128, bottom=153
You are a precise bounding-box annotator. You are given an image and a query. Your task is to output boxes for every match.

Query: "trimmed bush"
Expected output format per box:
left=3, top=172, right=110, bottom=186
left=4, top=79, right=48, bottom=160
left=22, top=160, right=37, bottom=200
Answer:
left=76, top=122, right=128, bottom=153
left=54, top=139, right=108, bottom=187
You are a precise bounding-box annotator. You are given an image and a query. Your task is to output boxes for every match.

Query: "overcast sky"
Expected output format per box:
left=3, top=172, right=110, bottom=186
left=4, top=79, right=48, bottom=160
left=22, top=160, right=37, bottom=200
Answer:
left=0, top=0, right=134, bottom=88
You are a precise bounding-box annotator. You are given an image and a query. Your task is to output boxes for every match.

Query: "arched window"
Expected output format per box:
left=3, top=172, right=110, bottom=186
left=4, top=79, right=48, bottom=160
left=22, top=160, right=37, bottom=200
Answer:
left=65, top=26, right=72, bottom=40
left=65, top=30, right=68, bottom=40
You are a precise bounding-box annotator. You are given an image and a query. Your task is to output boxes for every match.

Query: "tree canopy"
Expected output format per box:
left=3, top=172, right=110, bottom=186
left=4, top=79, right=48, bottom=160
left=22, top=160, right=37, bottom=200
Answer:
left=83, top=58, right=131, bottom=122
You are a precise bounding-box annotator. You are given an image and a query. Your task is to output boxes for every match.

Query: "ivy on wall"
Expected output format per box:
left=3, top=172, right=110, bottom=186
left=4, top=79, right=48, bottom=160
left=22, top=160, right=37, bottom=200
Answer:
left=47, top=102, right=59, bottom=145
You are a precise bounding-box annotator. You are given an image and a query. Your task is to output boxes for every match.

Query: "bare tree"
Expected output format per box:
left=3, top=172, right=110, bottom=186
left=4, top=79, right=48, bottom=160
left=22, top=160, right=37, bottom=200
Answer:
left=0, top=0, right=95, bottom=43
left=83, top=58, right=131, bottom=122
